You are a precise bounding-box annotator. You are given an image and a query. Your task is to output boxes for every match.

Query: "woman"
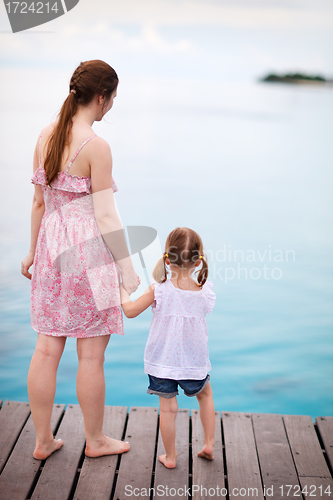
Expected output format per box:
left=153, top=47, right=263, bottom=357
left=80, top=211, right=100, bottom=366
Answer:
left=21, top=60, right=139, bottom=459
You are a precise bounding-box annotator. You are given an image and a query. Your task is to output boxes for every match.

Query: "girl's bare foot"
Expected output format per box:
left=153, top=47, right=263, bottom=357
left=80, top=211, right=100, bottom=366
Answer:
left=158, top=453, right=177, bottom=469
left=85, top=436, right=130, bottom=458
left=198, top=444, right=214, bottom=460
left=33, top=438, right=64, bottom=460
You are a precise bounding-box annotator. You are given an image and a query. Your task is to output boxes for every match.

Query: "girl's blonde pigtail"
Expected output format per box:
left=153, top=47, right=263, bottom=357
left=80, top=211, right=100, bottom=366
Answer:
left=152, top=257, right=168, bottom=283
left=197, top=256, right=208, bottom=287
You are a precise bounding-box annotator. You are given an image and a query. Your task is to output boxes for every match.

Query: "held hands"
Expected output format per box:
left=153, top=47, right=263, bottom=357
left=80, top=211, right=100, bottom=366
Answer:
left=21, top=252, right=34, bottom=280
left=121, top=269, right=140, bottom=295
left=119, top=281, right=155, bottom=319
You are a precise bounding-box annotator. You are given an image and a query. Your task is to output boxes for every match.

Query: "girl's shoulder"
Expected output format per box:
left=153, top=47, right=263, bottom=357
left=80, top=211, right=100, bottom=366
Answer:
left=202, top=280, right=216, bottom=314
left=150, top=278, right=166, bottom=313
left=150, top=278, right=176, bottom=301
left=202, top=280, right=214, bottom=292
left=150, top=278, right=166, bottom=291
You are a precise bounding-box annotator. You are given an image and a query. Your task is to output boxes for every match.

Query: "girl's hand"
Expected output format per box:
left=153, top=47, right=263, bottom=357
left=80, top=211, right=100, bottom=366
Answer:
left=21, top=252, right=34, bottom=280
left=121, top=269, right=140, bottom=295
left=120, top=283, right=155, bottom=318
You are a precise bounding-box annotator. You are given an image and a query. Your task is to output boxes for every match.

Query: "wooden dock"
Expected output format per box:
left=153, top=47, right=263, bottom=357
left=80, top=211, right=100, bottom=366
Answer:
left=0, top=400, right=332, bottom=500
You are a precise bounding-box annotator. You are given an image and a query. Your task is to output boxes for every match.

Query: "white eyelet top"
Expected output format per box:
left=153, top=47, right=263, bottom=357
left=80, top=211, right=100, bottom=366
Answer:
left=144, top=278, right=216, bottom=380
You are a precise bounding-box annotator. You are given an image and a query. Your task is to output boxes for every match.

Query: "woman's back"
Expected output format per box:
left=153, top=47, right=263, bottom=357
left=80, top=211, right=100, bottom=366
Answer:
left=33, top=121, right=118, bottom=211
left=33, top=132, right=96, bottom=214
left=40, top=122, right=96, bottom=177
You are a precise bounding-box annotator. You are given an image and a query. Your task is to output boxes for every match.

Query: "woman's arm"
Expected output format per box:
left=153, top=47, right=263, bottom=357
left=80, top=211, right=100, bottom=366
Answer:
left=21, top=140, right=45, bottom=280
left=89, top=137, right=139, bottom=295
left=120, top=284, right=155, bottom=318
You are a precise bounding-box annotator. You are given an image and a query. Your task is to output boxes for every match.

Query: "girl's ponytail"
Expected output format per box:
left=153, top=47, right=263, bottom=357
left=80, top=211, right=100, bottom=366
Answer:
left=196, top=254, right=208, bottom=287
left=152, top=256, right=168, bottom=283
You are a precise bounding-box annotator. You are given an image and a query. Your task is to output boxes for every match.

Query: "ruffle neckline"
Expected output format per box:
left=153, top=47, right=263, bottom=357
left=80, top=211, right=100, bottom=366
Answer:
left=151, top=278, right=212, bottom=293
left=151, top=278, right=216, bottom=315
left=31, top=166, right=118, bottom=194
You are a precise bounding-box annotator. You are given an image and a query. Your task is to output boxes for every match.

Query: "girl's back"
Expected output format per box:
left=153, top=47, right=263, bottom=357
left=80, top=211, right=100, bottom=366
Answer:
left=152, top=278, right=215, bottom=317
left=144, top=279, right=216, bottom=380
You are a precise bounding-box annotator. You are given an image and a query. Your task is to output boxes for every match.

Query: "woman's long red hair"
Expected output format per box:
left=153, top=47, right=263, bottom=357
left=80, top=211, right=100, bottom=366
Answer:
left=44, top=60, right=118, bottom=186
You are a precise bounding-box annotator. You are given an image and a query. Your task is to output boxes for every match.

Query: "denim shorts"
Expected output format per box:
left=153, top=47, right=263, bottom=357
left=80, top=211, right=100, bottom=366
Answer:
left=147, top=374, right=210, bottom=398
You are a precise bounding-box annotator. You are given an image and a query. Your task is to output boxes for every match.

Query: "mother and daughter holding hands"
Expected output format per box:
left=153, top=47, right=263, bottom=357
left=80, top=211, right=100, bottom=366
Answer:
left=21, top=60, right=216, bottom=470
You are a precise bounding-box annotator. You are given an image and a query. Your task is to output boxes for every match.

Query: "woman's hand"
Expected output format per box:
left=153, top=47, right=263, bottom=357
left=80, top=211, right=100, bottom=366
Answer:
left=121, top=269, right=140, bottom=295
left=21, top=252, right=34, bottom=280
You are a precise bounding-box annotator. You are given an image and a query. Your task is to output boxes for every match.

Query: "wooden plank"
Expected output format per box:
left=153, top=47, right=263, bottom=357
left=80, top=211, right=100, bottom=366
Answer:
left=316, top=416, right=333, bottom=473
left=31, top=404, right=86, bottom=500
left=153, top=409, right=189, bottom=500
left=222, top=412, right=264, bottom=500
left=283, top=415, right=331, bottom=478
left=0, top=400, right=31, bottom=473
left=192, top=410, right=224, bottom=500
left=73, top=406, right=128, bottom=500
left=299, top=477, right=333, bottom=500
left=114, top=406, right=159, bottom=500
left=252, top=413, right=299, bottom=500
left=0, top=404, right=64, bottom=500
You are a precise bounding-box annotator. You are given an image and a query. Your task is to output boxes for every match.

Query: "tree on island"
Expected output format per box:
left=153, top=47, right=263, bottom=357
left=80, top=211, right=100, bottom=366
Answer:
left=260, top=72, right=329, bottom=83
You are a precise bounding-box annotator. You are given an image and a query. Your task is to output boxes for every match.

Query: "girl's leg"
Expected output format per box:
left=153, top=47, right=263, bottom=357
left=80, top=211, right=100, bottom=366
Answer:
left=196, top=381, right=215, bottom=460
left=27, top=333, right=66, bottom=459
left=76, top=335, right=130, bottom=457
left=158, top=395, right=178, bottom=468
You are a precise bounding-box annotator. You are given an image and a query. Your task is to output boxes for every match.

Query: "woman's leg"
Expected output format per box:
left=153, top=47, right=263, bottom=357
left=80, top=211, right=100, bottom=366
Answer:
left=27, top=333, right=66, bottom=459
left=76, top=335, right=130, bottom=457
left=158, top=395, right=178, bottom=468
left=196, top=381, right=215, bottom=460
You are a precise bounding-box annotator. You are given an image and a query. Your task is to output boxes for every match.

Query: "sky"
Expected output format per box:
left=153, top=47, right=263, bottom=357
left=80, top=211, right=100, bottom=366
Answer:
left=0, top=0, right=332, bottom=82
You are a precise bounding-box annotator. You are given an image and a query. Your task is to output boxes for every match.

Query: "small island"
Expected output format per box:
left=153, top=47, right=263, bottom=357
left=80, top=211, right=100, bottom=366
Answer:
left=259, top=72, right=333, bottom=85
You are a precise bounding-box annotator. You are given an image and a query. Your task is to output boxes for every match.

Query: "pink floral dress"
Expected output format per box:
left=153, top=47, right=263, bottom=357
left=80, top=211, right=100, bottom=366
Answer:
left=30, top=133, right=124, bottom=338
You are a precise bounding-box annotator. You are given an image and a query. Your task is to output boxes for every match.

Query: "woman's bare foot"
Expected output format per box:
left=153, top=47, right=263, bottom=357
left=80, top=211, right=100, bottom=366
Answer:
left=198, top=444, right=214, bottom=460
left=85, top=435, right=130, bottom=458
left=158, top=453, right=177, bottom=469
left=33, top=438, right=64, bottom=460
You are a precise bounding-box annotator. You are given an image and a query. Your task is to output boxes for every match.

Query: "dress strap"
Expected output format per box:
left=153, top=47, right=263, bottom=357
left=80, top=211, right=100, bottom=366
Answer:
left=66, top=135, right=97, bottom=173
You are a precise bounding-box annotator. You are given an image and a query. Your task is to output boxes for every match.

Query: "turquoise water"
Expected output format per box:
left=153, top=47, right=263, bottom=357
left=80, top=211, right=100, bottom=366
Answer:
left=0, top=76, right=332, bottom=418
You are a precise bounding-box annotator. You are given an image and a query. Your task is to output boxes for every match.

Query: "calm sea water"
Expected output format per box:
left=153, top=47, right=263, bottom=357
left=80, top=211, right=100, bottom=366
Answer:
left=0, top=71, right=332, bottom=418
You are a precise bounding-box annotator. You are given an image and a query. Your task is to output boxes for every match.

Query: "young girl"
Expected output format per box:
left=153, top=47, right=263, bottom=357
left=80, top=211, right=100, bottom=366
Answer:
left=120, top=227, right=216, bottom=469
